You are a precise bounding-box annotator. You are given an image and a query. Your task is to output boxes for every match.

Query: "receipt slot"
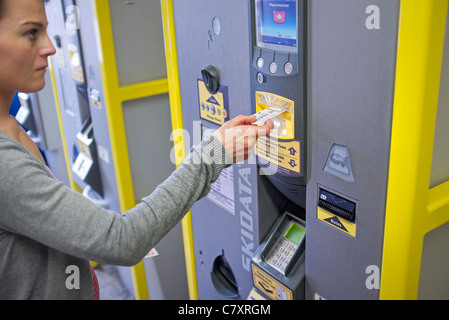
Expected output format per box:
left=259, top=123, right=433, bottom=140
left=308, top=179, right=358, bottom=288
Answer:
left=249, top=210, right=306, bottom=300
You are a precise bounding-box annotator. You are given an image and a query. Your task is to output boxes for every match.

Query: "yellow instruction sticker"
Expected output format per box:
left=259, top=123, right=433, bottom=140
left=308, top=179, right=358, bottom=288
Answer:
left=252, top=264, right=292, bottom=300
left=256, top=136, right=300, bottom=174
left=198, top=80, right=229, bottom=125
left=317, top=207, right=356, bottom=237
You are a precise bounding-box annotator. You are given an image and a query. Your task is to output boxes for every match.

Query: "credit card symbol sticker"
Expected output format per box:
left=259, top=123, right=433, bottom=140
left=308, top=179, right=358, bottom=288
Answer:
left=323, top=144, right=354, bottom=182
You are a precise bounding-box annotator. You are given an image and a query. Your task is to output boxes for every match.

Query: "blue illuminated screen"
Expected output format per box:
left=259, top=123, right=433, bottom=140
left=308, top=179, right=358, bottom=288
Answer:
left=255, top=0, right=297, bottom=52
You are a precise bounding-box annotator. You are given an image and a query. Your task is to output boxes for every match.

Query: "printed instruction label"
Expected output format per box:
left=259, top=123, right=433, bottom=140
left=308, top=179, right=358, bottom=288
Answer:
left=256, top=136, right=300, bottom=175
left=207, top=166, right=235, bottom=215
left=251, top=264, right=292, bottom=300
left=198, top=80, right=229, bottom=125
left=317, top=206, right=356, bottom=237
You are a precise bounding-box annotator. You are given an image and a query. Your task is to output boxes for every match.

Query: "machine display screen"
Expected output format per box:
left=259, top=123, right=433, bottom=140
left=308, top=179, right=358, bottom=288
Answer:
left=255, top=0, right=298, bottom=52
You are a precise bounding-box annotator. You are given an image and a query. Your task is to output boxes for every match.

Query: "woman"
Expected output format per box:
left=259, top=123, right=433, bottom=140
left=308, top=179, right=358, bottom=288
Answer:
left=0, top=0, right=273, bottom=299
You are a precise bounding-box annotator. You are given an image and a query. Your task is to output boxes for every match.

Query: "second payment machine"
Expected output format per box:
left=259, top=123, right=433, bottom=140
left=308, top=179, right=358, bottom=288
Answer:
left=47, top=0, right=187, bottom=299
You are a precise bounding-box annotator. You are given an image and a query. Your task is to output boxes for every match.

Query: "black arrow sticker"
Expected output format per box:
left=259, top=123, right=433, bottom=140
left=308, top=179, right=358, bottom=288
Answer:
left=324, top=216, right=348, bottom=233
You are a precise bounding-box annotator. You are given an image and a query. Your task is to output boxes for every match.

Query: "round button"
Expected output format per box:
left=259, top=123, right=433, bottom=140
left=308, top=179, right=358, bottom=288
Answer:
left=269, top=62, right=277, bottom=74
left=256, top=72, right=265, bottom=84
left=284, top=62, right=293, bottom=74
left=257, top=57, right=264, bottom=69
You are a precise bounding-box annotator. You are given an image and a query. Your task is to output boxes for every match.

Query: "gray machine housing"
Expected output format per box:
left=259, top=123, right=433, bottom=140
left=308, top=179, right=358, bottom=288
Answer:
left=173, top=0, right=290, bottom=300
left=305, top=0, right=400, bottom=300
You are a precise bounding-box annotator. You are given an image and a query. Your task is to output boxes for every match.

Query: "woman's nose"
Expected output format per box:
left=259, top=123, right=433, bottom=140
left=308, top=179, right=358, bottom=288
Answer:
left=41, top=33, right=57, bottom=57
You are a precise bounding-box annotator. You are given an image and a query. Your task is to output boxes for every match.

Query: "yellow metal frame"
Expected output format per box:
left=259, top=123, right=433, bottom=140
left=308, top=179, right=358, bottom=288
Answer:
left=161, top=0, right=199, bottom=300
left=90, top=0, right=176, bottom=300
left=381, top=0, right=449, bottom=299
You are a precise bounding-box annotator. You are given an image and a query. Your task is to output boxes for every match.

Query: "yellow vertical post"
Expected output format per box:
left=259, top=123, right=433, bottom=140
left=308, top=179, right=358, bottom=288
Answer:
left=381, top=0, right=448, bottom=299
left=91, top=0, right=174, bottom=300
left=161, top=0, right=199, bottom=300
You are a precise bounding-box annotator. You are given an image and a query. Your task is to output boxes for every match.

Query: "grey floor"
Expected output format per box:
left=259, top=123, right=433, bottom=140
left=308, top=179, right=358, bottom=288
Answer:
left=94, top=265, right=135, bottom=300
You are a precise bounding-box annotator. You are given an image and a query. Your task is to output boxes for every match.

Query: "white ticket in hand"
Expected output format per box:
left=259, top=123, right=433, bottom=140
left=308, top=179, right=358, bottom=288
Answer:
left=252, top=106, right=285, bottom=125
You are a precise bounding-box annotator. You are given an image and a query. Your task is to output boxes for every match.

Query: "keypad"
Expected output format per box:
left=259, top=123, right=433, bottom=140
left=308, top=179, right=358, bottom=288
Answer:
left=265, top=236, right=298, bottom=275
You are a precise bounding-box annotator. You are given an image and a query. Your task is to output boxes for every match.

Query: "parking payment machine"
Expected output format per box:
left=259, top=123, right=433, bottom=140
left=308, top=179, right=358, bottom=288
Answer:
left=172, top=0, right=307, bottom=300
left=173, top=0, right=288, bottom=300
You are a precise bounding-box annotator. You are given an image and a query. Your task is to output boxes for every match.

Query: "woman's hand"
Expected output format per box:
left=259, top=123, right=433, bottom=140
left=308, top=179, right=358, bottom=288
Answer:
left=213, top=115, right=274, bottom=163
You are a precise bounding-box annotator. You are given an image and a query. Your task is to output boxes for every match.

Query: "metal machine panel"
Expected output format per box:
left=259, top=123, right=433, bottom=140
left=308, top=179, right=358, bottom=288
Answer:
left=419, top=8, right=449, bottom=299
left=122, top=95, right=176, bottom=202
left=108, top=0, right=167, bottom=86
left=76, top=0, right=121, bottom=210
left=47, top=0, right=107, bottom=200
left=430, top=9, right=449, bottom=188
left=306, top=0, right=400, bottom=300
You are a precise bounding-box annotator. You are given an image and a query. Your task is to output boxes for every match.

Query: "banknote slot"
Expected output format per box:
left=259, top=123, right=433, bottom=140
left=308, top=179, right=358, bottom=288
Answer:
left=318, top=188, right=356, bottom=222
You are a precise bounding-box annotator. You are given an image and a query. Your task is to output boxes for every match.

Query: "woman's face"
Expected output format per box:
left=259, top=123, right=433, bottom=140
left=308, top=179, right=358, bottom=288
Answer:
left=0, top=0, right=55, bottom=94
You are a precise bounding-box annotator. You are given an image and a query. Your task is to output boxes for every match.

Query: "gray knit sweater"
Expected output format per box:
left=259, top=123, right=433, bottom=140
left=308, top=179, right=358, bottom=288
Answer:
left=0, top=130, right=232, bottom=299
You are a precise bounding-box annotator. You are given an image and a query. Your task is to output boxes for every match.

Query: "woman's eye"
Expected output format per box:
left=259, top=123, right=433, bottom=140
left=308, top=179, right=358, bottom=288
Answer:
left=27, top=29, right=38, bottom=40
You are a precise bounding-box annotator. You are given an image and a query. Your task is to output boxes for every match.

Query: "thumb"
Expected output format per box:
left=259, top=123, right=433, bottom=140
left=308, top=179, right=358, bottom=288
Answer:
left=254, top=119, right=274, bottom=137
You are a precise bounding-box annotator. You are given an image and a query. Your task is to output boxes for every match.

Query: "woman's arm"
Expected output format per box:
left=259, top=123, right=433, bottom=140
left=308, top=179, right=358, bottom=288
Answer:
left=0, top=116, right=272, bottom=266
